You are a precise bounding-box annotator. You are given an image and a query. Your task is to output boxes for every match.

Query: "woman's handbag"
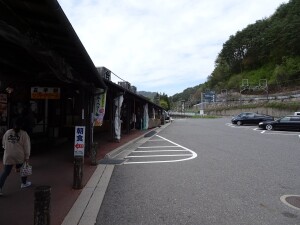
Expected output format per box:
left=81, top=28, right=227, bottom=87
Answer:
left=20, top=162, right=32, bottom=177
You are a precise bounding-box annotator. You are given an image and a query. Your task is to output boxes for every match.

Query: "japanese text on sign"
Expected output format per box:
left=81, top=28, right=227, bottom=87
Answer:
left=31, top=87, right=60, bottom=99
left=74, top=126, right=85, bottom=156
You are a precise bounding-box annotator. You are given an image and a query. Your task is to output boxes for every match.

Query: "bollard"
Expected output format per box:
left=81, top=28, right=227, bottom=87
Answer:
left=73, top=156, right=83, bottom=189
left=90, top=142, right=98, bottom=166
left=34, top=186, right=51, bottom=225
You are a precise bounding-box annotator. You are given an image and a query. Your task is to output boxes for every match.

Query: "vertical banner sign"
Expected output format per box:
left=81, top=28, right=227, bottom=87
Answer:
left=74, top=126, right=85, bottom=156
left=93, top=90, right=107, bottom=126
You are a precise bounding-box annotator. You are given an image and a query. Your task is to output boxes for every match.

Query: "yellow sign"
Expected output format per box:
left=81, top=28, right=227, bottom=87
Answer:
left=31, top=87, right=60, bottom=99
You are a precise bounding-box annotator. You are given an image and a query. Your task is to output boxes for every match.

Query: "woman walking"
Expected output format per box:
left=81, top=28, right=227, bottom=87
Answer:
left=0, top=117, right=31, bottom=196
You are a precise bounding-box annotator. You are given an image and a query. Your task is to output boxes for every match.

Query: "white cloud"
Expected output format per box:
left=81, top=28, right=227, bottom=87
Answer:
left=58, top=0, right=288, bottom=96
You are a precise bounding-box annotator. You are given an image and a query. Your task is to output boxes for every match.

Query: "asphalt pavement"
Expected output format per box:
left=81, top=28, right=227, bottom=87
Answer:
left=94, top=118, right=300, bottom=225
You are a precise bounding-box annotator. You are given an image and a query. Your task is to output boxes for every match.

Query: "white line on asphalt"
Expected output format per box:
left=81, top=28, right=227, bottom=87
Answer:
left=134, top=150, right=188, bottom=152
left=280, top=195, right=300, bottom=211
left=138, top=146, right=180, bottom=148
left=147, top=139, right=165, bottom=142
left=263, top=132, right=300, bottom=136
left=126, top=154, right=193, bottom=158
left=124, top=135, right=197, bottom=164
left=261, top=130, right=266, bottom=133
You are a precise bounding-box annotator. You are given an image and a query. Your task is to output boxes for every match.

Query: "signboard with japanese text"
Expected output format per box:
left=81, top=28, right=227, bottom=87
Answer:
left=74, top=126, right=85, bottom=156
left=31, top=87, right=60, bottom=99
left=93, top=90, right=106, bottom=126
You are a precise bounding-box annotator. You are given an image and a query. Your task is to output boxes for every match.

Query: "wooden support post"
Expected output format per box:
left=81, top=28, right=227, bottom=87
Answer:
left=90, top=142, right=98, bottom=166
left=73, top=156, right=83, bottom=189
left=34, top=186, right=51, bottom=225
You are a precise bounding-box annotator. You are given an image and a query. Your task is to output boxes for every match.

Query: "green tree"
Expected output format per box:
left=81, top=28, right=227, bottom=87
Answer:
left=159, top=99, right=168, bottom=110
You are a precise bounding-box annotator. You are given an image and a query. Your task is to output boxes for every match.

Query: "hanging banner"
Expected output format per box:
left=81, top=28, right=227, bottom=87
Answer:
left=93, top=90, right=107, bottom=126
left=143, top=103, right=149, bottom=130
left=74, top=126, right=85, bottom=156
left=114, top=95, right=124, bottom=140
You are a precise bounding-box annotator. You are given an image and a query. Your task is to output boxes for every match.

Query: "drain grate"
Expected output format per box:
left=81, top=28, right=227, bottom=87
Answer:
left=280, top=195, right=300, bottom=210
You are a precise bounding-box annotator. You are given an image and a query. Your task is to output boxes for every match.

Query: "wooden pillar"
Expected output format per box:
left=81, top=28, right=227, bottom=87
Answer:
left=34, top=186, right=51, bottom=225
left=73, top=87, right=85, bottom=189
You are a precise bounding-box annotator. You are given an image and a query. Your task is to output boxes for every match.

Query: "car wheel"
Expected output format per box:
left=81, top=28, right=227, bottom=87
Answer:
left=237, top=121, right=242, bottom=126
left=266, top=124, right=273, bottom=130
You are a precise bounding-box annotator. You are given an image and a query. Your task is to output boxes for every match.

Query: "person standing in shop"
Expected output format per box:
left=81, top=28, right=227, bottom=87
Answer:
left=0, top=117, right=31, bottom=196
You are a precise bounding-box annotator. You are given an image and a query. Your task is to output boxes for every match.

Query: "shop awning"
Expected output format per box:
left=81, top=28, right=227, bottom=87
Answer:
left=0, top=0, right=106, bottom=90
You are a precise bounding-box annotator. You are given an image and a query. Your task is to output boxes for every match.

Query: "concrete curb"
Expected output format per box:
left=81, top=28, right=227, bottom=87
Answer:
left=61, top=122, right=171, bottom=225
left=61, top=164, right=114, bottom=225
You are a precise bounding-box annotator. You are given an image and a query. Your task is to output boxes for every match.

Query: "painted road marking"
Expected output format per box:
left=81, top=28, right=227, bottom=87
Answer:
left=147, top=139, right=165, bottom=142
left=126, top=154, right=193, bottom=158
left=124, top=135, right=197, bottom=165
left=262, top=131, right=300, bottom=135
left=138, top=146, right=181, bottom=148
left=280, top=195, right=300, bottom=211
left=134, top=150, right=188, bottom=152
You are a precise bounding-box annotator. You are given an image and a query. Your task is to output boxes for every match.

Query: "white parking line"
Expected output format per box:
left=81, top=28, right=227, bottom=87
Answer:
left=147, top=139, right=165, bottom=142
left=138, top=146, right=180, bottom=148
left=263, top=132, right=300, bottom=135
left=134, top=150, right=188, bottom=152
left=126, top=154, right=193, bottom=158
left=280, top=195, right=300, bottom=211
left=123, top=135, right=197, bottom=164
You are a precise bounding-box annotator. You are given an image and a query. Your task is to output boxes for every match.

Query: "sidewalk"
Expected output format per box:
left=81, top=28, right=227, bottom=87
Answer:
left=0, top=128, right=151, bottom=225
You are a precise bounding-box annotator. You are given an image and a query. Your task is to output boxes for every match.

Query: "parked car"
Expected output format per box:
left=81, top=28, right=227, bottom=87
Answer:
left=231, top=112, right=274, bottom=126
left=259, top=115, right=300, bottom=131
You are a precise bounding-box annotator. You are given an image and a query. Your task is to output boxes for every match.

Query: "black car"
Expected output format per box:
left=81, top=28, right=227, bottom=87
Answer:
left=231, top=112, right=274, bottom=126
left=259, top=115, right=300, bottom=131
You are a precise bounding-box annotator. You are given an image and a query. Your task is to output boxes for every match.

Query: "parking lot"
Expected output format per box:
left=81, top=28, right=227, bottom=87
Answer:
left=124, top=134, right=197, bottom=164
left=98, top=117, right=300, bottom=225
left=226, top=122, right=300, bottom=139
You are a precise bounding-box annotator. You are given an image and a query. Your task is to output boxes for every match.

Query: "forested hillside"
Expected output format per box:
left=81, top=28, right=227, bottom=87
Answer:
left=171, top=0, right=300, bottom=107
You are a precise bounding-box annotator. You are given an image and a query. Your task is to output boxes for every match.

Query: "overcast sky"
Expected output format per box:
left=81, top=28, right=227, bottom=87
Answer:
left=58, top=0, right=288, bottom=96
